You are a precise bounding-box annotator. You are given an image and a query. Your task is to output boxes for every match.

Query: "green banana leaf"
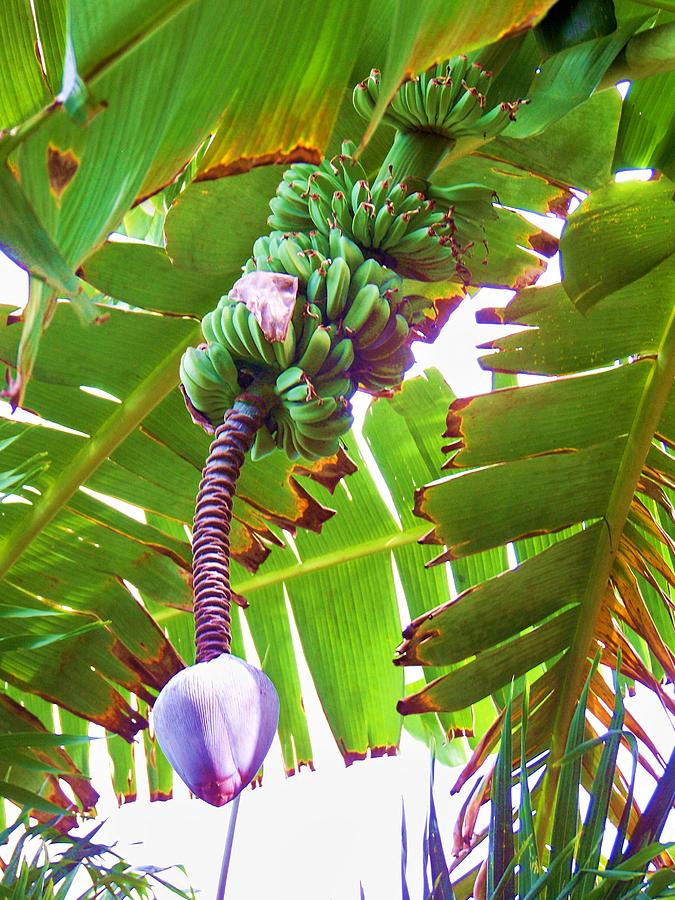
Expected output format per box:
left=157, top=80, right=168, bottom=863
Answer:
left=396, top=179, right=674, bottom=834
left=0, top=4, right=673, bottom=823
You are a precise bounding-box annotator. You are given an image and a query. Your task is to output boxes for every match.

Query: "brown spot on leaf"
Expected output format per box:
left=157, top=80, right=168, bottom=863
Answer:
left=370, top=745, right=398, bottom=759
left=197, top=144, right=321, bottom=183
left=231, top=521, right=271, bottom=573
left=150, top=790, right=173, bottom=802
left=0, top=695, right=99, bottom=813
left=285, top=758, right=315, bottom=777
left=238, top=478, right=335, bottom=535
left=396, top=675, right=447, bottom=714
left=110, top=629, right=184, bottom=697
left=512, top=260, right=546, bottom=291
left=48, top=145, right=79, bottom=199
left=409, top=294, right=464, bottom=345
left=447, top=726, right=473, bottom=739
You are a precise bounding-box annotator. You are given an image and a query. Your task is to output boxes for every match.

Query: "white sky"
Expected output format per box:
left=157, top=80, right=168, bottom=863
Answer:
left=0, top=167, right=673, bottom=898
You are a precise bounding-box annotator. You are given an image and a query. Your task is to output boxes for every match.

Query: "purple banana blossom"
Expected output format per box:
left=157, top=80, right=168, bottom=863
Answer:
left=153, top=653, right=279, bottom=807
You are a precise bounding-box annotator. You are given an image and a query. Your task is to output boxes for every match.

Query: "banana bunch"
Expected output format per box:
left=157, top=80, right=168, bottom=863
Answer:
left=353, top=57, right=525, bottom=142
left=182, top=56, right=512, bottom=460
left=180, top=343, right=240, bottom=428
left=243, top=230, right=329, bottom=283
left=182, top=242, right=416, bottom=458
left=269, top=366, right=355, bottom=460
left=266, top=142, right=497, bottom=282
left=268, top=141, right=369, bottom=236
left=202, top=294, right=298, bottom=374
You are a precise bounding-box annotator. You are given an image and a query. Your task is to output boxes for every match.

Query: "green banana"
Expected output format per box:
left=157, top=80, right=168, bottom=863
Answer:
left=361, top=313, right=409, bottom=360
left=284, top=383, right=312, bottom=403
left=308, top=192, right=331, bottom=234
left=208, top=342, right=240, bottom=386
left=293, top=431, right=340, bottom=461
left=326, top=257, right=351, bottom=319
left=296, top=326, right=332, bottom=375
left=350, top=180, right=371, bottom=213
left=295, top=303, right=323, bottom=358
left=317, top=338, right=354, bottom=380
left=272, top=320, right=297, bottom=370
left=287, top=395, right=338, bottom=424
left=347, top=260, right=386, bottom=301
left=219, top=303, right=251, bottom=359
left=343, top=283, right=380, bottom=334
left=315, top=375, right=354, bottom=399
left=296, top=411, right=353, bottom=440
left=373, top=203, right=396, bottom=247
left=247, top=313, right=278, bottom=367
left=275, top=365, right=305, bottom=397
left=232, top=301, right=261, bottom=360
left=354, top=295, right=390, bottom=348
left=277, top=239, right=312, bottom=282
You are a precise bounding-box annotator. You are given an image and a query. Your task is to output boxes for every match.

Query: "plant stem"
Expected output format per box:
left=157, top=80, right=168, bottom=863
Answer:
left=377, top=130, right=454, bottom=184
left=192, top=397, right=264, bottom=662
left=216, top=792, right=241, bottom=900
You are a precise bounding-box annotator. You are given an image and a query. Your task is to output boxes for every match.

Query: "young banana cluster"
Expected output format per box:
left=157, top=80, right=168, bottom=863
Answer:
left=180, top=59, right=517, bottom=463
left=180, top=228, right=415, bottom=460
left=353, top=56, right=525, bottom=143
left=268, top=140, right=497, bottom=283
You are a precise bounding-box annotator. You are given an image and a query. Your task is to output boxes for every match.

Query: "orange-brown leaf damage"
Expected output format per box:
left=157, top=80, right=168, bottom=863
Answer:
left=197, top=145, right=321, bottom=183
left=47, top=145, right=79, bottom=199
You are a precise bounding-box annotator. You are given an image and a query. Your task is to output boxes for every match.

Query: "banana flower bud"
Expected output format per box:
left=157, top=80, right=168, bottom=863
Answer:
left=153, top=653, right=279, bottom=807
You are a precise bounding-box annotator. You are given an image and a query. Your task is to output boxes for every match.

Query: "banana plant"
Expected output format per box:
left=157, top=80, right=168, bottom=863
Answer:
left=0, top=0, right=673, bottom=829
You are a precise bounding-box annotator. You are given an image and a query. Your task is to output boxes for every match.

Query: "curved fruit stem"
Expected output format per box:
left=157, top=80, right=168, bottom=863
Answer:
left=192, top=396, right=265, bottom=662
left=377, top=130, right=453, bottom=184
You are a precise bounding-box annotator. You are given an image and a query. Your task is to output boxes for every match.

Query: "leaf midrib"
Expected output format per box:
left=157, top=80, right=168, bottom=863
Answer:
left=542, top=301, right=675, bottom=831
left=154, top=522, right=430, bottom=623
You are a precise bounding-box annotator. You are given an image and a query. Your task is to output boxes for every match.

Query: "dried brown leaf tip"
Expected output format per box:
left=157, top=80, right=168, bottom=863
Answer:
left=229, top=270, right=298, bottom=342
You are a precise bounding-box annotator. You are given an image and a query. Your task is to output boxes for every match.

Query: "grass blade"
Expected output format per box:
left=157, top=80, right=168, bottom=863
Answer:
left=488, top=683, right=515, bottom=899
left=427, top=757, right=454, bottom=899
left=402, top=799, right=411, bottom=900
left=518, top=684, right=538, bottom=897
left=547, top=655, right=599, bottom=896
left=573, top=667, right=625, bottom=897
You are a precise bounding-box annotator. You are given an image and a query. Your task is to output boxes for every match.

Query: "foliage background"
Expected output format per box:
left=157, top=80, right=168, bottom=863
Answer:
left=0, top=0, right=674, bottom=895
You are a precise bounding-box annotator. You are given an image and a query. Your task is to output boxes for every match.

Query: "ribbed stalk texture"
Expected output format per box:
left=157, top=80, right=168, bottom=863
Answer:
left=192, top=399, right=263, bottom=662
